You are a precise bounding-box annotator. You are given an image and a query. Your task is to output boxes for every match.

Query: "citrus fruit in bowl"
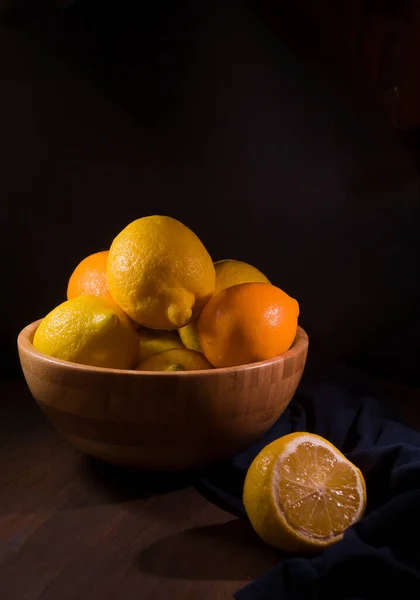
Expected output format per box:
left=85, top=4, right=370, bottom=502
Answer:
left=197, top=282, right=299, bottom=368
left=136, top=348, right=213, bottom=372
left=32, top=296, right=138, bottom=370
left=107, top=215, right=215, bottom=330
left=178, top=258, right=271, bottom=353
left=18, top=214, right=308, bottom=470
left=67, top=250, right=111, bottom=301
left=18, top=320, right=308, bottom=470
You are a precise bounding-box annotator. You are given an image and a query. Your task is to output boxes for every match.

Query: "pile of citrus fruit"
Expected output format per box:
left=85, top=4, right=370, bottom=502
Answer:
left=31, top=214, right=367, bottom=552
left=33, top=215, right=300, bottom=372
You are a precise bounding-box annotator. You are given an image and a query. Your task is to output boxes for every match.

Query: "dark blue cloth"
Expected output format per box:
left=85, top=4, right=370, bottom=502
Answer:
left=196, top=378, right=420, bottom=599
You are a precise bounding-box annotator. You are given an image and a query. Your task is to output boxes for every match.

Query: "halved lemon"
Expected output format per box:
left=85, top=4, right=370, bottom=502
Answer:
left=243, top=432, right=366, bottom=552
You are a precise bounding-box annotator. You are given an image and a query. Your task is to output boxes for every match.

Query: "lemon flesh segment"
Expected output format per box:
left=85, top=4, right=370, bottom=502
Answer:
left=243, top=433, right=366, bottom=553
left=274, top=435, right=365, bottom=542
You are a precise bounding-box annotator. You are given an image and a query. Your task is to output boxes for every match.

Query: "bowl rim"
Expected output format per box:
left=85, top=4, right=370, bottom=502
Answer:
left=18, top=319, right=308, bottom=377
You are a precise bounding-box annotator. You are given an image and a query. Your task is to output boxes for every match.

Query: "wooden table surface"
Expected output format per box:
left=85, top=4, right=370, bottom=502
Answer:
left=0, top=379, right=281, bottom=600
left=1, top=378, right=419, bottom=600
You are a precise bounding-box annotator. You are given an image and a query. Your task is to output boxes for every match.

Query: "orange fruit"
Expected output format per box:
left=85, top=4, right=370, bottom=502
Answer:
left=178, top=259, right=270, bottom=353
left=136, top=348, right=213, bottom=372
left=67, top=251, right=110, bottom=301
left=243, top=432, right=366, bottom=552
left=197, top=282, right=299, bottom=368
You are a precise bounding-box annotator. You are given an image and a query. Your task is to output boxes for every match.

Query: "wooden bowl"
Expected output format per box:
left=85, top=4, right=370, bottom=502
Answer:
left=17, top=320, right=309, bottom=471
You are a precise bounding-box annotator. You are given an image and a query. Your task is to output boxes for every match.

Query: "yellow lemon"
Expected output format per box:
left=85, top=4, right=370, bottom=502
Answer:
left=107, top=216, right=215, bottom=330
left=178, top=321, right=203, bottom=353
left=136, top=348, right=213, bottom=372
left=33, top=295, right=138, bottom=369
left=214, top=259, right=270, bottom=293
left=179, top=259, right=270, bottom=352
left=137, top=327, right=184, bottom=361
left=243, top=432, right=366, bottom=553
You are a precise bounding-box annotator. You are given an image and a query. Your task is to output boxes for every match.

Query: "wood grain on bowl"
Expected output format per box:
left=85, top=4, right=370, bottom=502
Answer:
left=17, top=320, right=308, bottom=471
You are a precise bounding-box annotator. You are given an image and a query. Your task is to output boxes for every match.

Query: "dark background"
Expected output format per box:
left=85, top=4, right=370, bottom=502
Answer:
left=1, top=0, right=418, bottom=381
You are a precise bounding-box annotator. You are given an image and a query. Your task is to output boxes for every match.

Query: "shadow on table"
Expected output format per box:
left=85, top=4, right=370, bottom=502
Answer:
left=137, top=518, right=279, bottom=581
left=79, top=456, right=199, bottom=502
left=0, top=452, right=198, bottom=515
